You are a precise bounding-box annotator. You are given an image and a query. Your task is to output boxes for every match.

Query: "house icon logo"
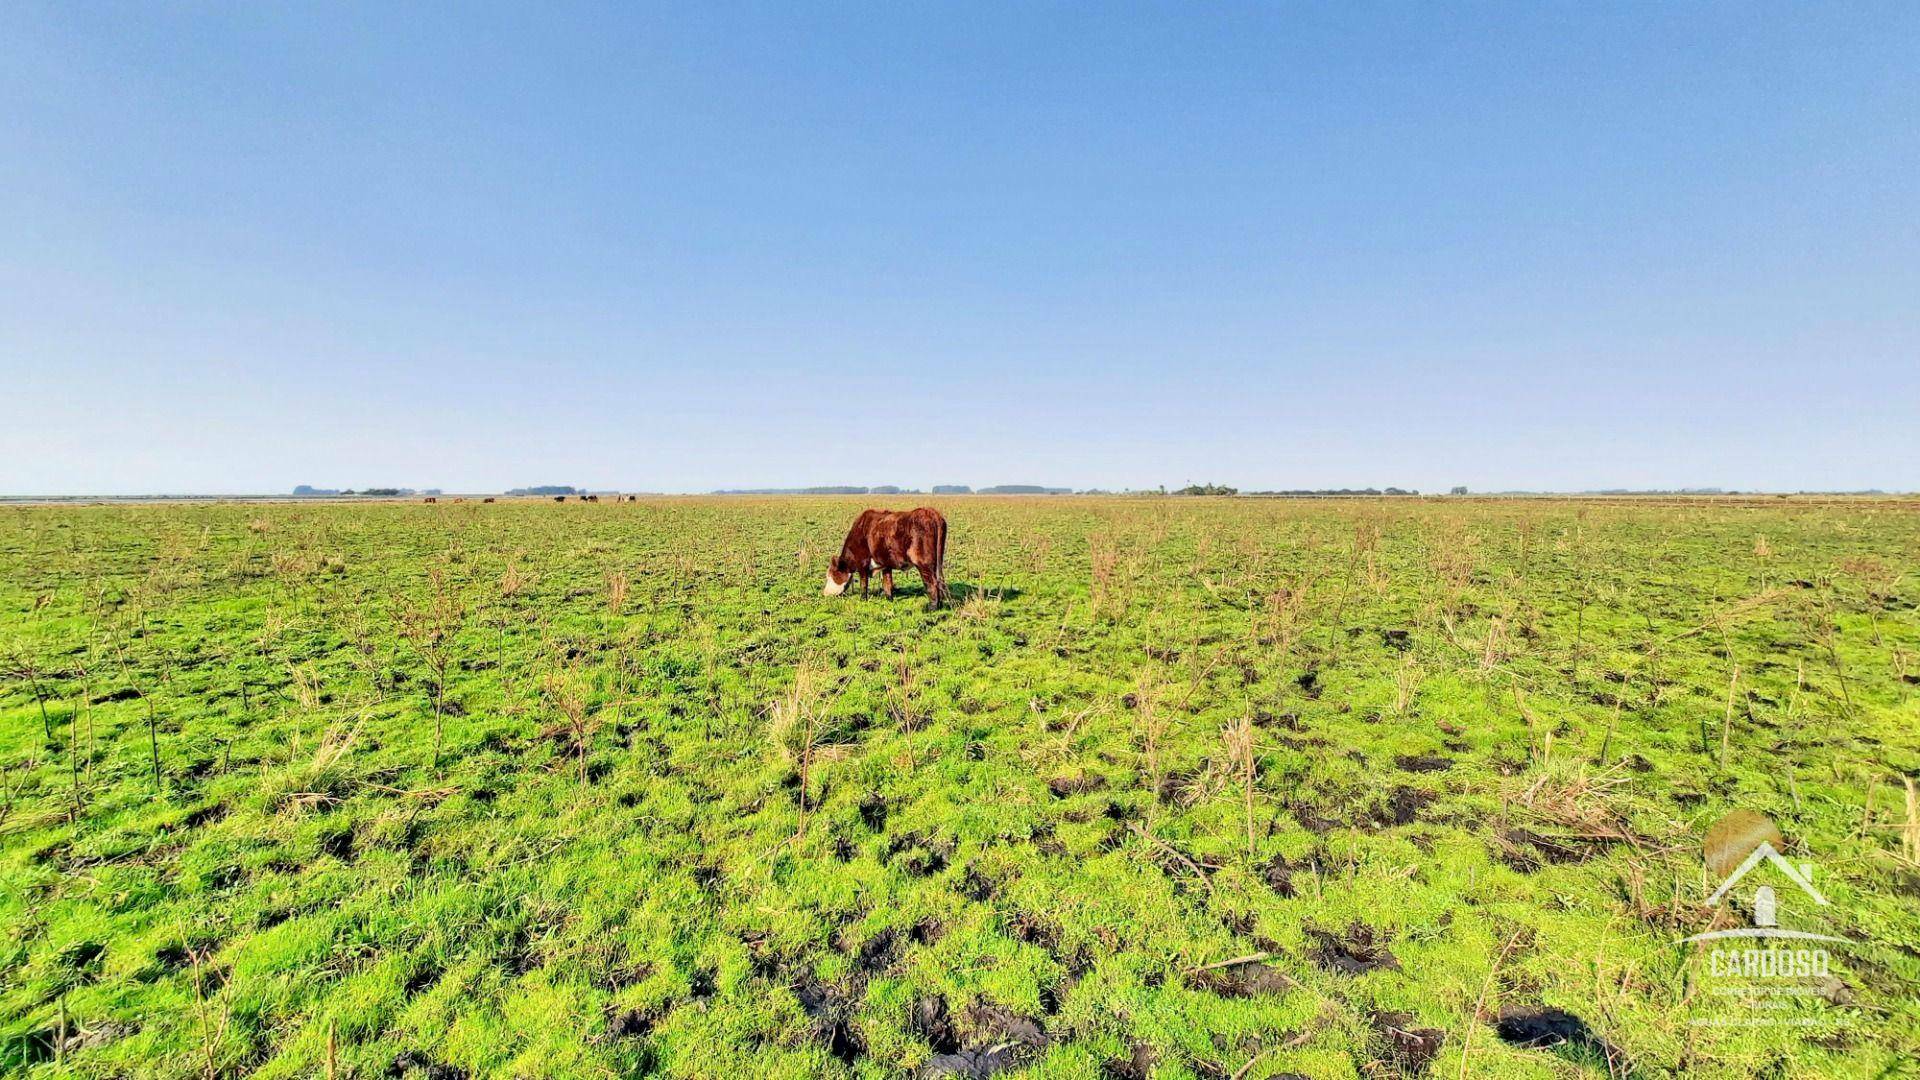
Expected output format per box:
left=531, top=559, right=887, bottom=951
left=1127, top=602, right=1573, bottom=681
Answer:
left=1683, top=810, right=1851, bottom=1028
left=1681, top=809, right=1846, bottom=946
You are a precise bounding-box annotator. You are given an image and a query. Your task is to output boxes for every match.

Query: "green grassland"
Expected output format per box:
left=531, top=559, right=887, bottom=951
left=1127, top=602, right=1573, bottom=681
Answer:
left=2, top=496, right=1917, bottom=1078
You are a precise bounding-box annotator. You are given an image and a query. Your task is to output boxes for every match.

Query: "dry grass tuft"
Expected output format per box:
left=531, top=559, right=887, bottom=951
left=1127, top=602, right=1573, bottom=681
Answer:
left=266, top=715, right=363, bottom=812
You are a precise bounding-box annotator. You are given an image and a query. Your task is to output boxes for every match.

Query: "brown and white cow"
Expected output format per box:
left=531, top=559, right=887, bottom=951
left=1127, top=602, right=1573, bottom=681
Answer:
left=824, top=507, right=948, bottom=607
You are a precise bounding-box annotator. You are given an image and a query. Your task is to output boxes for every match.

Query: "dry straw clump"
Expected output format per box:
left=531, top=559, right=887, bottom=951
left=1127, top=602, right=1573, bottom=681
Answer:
left=768, top=662, right=846, bottom=837
left=265, top=715, right=363, bottom=813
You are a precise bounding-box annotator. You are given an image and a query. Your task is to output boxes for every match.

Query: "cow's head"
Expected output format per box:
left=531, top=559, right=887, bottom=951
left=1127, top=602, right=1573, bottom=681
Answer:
left=823, top=556, right=852, bottom=596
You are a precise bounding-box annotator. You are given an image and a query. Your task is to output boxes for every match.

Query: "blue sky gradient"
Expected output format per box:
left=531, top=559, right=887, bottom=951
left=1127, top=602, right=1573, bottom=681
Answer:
left=3, top=3, right=1916, bottom=494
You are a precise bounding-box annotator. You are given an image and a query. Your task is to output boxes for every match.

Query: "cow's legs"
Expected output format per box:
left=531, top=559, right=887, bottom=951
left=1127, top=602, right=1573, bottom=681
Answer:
left=882, top=569, right=894, bottom=599
left=859, top=567, right=871, bottom=596
left=915, top=563, right=941, bottom=608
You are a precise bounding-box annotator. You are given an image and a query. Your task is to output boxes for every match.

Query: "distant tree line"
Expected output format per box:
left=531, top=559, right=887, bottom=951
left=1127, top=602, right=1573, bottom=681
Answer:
left=1244, top=487, right=1420, bottom=497
left=298, top=481, right=1445, bottom=499
left=293, top=486, right=439, bottom=497
left=712, top=483, right=1084, bottom=495
left=713, top=486, right=924, bottom=495
left=1584, top=488, right=1729, bottom=495
left=288, top=482, right=1897, bottom=502
left=1174, top=483, right=1238, bottom=496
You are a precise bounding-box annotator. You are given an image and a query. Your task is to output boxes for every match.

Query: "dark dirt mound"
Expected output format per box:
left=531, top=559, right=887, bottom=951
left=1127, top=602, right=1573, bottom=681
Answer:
left=1008, top=911, right=1061, bottom=951
left=389, top=1051, right=470, bottom=1080
left=1495, top=1006, right=1616, bottom=1058
left=910, top=995, right=960, bottom=1053
left=151, top=943, right=191, bottom=974
left=1370, top=1011, right=1444, bottom=1075
left=1252, top=709, right=1300, bottom=730
left=1369, top=786, right=1434, bottom=827
left=1191, top=959, right=1297, bottom=997
left=1048, top=774, right=1107, bottom=797
left=319, top=827, right=355, bottom=861
left=847, top=926, right=902, bottom=974
left=1036, top=960, right=1082, bottom=1014
left=1156, top=766, right=1204, bottom=805
left=177, top=803, right=228, bottom=830
left=1288, top=800, right=1342, bottom=835
left=688, top=968, right=717, bottom=1001
left=1101, top=1043, right=1157, bottom=1079
left=887, top=834, right=952, bottom=877
left=607, top=1007, right=655, bottom=1039
left=1394, top=754, right=1453, bottom=773
left=1261, top=852, right=1310, bottom=898
left=403, top=963, right=442, bottom=997
left=967, top=1004, right=1046, bottom=1047
left=1380, top=628, right=1412, bottom=651
left=959, top=866, right=998, bottom=902
left=791, top=974, right=863, bottom=1065
left=1307, top=923, right=1400, bottom=975
left=921, top=1047, right=1022, bottom=1079
left=1295, top=669, right=1322, bottom=698
left=1498, top=828, right=1608, bottom=872
left=919, top=1004, right=1049, bottom=1078
left=58, top=940, right=106, bottom=981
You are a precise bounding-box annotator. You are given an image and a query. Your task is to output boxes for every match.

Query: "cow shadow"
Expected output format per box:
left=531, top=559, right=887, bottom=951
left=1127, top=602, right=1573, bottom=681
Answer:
left=846, top=579, right=1021, bottom=605
left=941, top=582, right=1022, bottom=604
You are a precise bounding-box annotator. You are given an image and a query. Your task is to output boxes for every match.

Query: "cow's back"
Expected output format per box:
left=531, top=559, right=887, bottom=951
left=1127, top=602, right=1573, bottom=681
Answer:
left=846, top=507, right=945, bottom=569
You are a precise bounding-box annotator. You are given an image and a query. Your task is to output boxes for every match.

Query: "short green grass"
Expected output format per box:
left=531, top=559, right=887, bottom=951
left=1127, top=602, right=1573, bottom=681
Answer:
left=2, top=496, right=1916, bottom=1078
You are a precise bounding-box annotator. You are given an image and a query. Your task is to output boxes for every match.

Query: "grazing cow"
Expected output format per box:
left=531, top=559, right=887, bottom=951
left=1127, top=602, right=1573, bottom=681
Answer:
left=554, top=495, right=567, bottom=503
left=483, top=497, right=496, bottom=503
left=423, top=497, right=436, bottom=503
left=824, top=507, right=949, bottom=607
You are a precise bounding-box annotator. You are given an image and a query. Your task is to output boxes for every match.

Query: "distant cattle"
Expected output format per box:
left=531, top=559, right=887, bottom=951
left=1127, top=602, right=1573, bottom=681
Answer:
left=483, top=497, right=496, bottom=503
left=824, top=507, right=948, bottom=607
left=423, top=497, right=437, bottom=503
left=554, top=496, right=566, bottom=502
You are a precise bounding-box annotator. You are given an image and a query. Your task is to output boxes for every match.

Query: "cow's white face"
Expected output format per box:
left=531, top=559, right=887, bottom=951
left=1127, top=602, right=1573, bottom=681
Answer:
left=824, top=555, right=855, bottom=596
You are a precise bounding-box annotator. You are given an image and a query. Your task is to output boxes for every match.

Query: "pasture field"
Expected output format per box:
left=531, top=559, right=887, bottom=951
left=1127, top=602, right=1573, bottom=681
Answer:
left=2, top=496, right=1918, bottom=1079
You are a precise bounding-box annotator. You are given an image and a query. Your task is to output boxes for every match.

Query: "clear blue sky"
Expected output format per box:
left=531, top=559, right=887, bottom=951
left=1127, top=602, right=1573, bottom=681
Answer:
left=3, top=3, right=1915, bottom=494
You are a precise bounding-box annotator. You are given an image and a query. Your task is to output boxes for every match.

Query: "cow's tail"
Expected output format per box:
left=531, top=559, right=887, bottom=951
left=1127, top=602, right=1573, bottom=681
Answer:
left=936, top=513, right=950, bottom=606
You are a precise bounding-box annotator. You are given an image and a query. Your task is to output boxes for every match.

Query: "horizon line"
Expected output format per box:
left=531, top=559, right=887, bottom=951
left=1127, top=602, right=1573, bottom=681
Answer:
left=2, top=487, right=1912, bottom=502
